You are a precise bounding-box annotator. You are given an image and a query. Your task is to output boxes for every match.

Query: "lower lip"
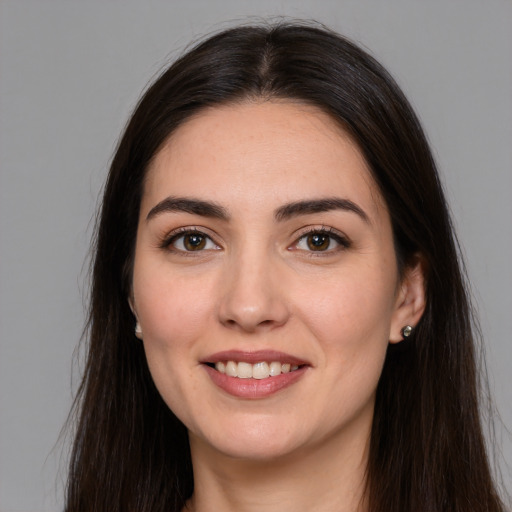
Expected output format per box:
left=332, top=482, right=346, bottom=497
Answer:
left=203, top=364, right=308, bottom=399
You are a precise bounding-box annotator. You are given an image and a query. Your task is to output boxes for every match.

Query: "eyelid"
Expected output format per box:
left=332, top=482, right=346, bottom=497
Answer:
left=289, top=225, right=351, bottom=253
left=160, top=226, right=222, bottom=252
left=159, top=224, right=349, bottom=254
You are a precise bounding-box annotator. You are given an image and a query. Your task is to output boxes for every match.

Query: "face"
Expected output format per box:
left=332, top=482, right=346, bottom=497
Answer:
left=132, top=101, right=417, bottom=462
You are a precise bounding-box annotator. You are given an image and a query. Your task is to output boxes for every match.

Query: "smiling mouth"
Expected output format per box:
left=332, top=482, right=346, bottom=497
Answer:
left=208, top=361, right=302, bottom=379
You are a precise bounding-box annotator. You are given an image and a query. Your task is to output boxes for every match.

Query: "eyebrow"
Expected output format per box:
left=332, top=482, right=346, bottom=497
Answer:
left=146, top=195, right=369, bottom=224
left=274, top=197, right=370, bottom=223
left=146, top=197, right=230, bottom=221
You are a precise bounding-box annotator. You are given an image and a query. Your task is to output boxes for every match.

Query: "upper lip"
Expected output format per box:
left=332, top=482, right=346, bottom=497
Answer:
left=201, top=350, right=309, bottom=366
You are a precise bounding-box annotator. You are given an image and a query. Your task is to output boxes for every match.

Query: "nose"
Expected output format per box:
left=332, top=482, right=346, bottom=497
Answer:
left=217, top=248, right=290, bottom=333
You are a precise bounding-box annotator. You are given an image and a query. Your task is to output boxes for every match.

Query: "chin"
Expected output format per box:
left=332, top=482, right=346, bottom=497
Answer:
left=190, top=419, right=308, bottom=462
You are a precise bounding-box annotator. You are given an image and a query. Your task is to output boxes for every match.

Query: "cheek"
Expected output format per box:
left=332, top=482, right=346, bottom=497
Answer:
left=296, top=264, right=397, bottom=363
left=297, top=270, right=395, bottom=419
left=133, top=268, right=219, bottom=419
left=132, top=258, right=220, bottom=360
left=305, top=274, right=395, bottom=330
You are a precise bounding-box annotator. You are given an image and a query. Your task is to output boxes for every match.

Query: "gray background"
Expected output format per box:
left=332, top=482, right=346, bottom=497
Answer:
left=1, top=1, right=511, bottom=510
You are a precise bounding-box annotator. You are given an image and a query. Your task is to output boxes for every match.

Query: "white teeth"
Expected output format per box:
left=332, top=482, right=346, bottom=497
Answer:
left=269, top=361, right=282, bottom=377
left=225, top=361, right=238, bottom=377
left=237, top=362, right=253, bottom=379
left=253, top=362, right=270, bottom=379
left=214, top=360, right=301, bottom=378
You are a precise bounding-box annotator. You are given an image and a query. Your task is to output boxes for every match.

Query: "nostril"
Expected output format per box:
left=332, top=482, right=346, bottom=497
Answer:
left=217, top=283, right=290, bottom=332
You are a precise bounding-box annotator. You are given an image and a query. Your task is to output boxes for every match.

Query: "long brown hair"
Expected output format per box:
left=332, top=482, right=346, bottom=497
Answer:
left=65, top=22, right=506, bottom=511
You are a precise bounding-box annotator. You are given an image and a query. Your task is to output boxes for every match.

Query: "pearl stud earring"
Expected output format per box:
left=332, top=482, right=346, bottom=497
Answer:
left=401, top=325, right=413, bottom=338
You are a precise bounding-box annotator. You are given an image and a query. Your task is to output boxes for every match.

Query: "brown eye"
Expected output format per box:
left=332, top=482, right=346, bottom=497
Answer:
left=168, top=231, right=219, bottom=252
left=183, top=233, right=206, bottom=251
left=306, top=233, right=330, bottom=251
left=293, top=229, right=349, bottom=253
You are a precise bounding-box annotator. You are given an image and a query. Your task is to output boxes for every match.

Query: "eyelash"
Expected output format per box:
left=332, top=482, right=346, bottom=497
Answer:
left=161, top=227, right=220, bottom=254
left=292, top=226, right=351, bottom=255
left=161, top=226, right=350, bottom=255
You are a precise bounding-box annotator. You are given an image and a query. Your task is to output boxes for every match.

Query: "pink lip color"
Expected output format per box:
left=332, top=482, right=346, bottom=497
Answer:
left=203, top=364, right=308, bottom=399
left=201, top=350, right=310, bottom=399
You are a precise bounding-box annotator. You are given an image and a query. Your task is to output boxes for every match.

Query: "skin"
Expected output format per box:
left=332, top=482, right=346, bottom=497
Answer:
left=131, top=101, right=425, bottom=512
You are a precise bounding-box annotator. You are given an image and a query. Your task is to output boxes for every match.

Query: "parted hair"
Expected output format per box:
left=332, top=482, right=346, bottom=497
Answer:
left=65, top=21, right=505, bottom=512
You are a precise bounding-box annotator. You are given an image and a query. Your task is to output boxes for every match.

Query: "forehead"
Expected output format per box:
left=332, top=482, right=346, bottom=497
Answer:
left=142, top=101, right=386, bottom=222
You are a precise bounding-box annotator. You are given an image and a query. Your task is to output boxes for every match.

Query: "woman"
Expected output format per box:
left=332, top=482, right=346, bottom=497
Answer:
left=65, top=22, right=506, bottom=511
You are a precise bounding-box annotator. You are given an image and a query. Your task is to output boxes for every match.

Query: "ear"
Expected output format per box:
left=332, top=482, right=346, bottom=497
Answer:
left=128, top=297, right=143, bottom=340
left=128, top=296, right=137, bottom=316
left=389, top=255, right=426, bottom=343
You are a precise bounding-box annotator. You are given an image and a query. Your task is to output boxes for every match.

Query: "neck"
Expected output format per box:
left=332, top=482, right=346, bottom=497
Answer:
left=185, top=415, right=371, bottom=512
